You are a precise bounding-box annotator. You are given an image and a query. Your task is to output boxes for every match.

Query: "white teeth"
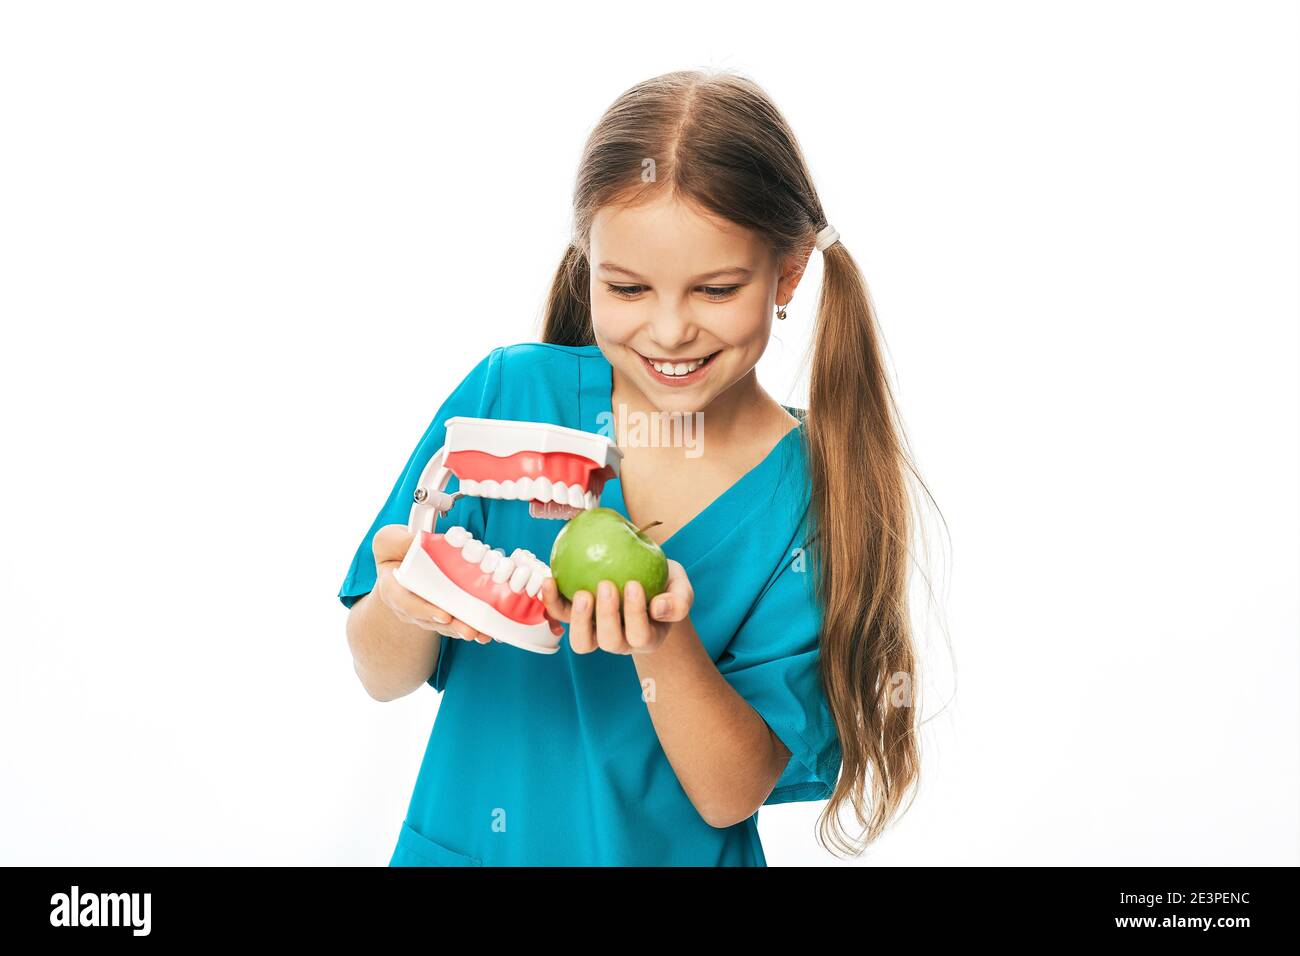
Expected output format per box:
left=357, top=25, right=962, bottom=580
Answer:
left=441, top=530, right=548, bottom=597
left=650, top=357, right=705, bottom=376
left=491, top=557, right=515, bottom=583
left=447, top=474, right=602, bottom=507
left=524, top=566, right=546, bottom=597
left=508, top=564, right=530, bottom=593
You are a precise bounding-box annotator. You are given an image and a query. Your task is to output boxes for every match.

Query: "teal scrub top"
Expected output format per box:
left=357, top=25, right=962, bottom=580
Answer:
left=338, top=342, right=842, bottom=866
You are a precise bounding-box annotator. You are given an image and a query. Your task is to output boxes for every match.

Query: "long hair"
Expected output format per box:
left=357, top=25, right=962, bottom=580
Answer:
left=541, top=69, right=942, bottom=856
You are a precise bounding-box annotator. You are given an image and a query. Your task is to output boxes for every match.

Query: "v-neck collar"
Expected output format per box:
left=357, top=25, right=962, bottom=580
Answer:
left=575, top=344, right=805, bottom=567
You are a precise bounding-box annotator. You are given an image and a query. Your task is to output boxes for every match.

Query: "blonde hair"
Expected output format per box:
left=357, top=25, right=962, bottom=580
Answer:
left=541, top=69, right=944, bottom=856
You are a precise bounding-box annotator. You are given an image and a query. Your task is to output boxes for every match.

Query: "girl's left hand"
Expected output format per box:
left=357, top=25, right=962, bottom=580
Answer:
left=539, top=559, right=694, bottom=655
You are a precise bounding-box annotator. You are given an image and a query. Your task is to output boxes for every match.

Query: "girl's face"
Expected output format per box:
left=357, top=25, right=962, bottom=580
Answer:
left=588, top=194, right=808, bottom=417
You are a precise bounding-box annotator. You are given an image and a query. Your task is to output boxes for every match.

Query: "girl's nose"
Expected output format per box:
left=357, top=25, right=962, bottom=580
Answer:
left=647, top=306, right=696, bottom=349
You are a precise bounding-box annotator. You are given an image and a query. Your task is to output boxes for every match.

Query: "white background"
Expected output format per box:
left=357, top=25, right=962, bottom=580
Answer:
left=1, top=0, right=1296, bottom=866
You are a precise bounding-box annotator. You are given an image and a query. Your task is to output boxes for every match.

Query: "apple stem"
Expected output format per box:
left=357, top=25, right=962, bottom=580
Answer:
left=636, top=520, right=663, bottom=535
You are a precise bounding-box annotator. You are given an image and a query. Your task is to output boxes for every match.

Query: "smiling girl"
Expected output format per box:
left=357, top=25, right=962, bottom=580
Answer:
left=339, top=69, right=927, bottom=865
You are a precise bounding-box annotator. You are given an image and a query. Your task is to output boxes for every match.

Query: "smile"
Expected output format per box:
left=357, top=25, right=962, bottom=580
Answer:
left=635, top=350, right=720, bottom=385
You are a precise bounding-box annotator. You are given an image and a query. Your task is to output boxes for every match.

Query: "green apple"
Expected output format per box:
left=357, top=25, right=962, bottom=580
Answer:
left=549, top=507, right=669, bottom=607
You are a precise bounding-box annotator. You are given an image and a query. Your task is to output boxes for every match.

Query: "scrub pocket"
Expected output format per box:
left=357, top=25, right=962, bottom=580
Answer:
left=389, top=819, right=483, bottom=867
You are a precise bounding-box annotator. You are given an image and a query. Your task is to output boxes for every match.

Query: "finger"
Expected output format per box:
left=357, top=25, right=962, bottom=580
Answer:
left=568, top=590, right=595, bottom=654
left=448, top=619, right=481, bottom=642
left=539, top=577, right=572, bottom=623
left=666, top=559, right=694, bottom=604
left=622, top=579, right=654, bottom=651
left=382, top=591, right=427, bottom=629
left=595, top=580, right=628, bottom=654
left=380, top=569, right=453, bottom=626
left=372, top=524, right=417, bottom=567
left=404, top=596, right=452, bottom=626
left=650, top=563, right=693, bottom=623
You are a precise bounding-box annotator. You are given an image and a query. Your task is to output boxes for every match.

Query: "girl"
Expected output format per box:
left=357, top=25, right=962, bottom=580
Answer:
left=339, top=69, right=925, bottom=865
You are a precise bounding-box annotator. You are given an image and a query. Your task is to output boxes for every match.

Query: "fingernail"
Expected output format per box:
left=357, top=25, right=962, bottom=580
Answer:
left=574, top=593, right=589, bottom=614
left=599, top=581, right=614, bottom=601
left=651, top=598, right=670, bottom=619
left=432, top=611, right=451, bottom=624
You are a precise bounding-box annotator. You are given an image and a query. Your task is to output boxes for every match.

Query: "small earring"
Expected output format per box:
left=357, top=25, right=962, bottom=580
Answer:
left=776, top=303, right=787, bottom=321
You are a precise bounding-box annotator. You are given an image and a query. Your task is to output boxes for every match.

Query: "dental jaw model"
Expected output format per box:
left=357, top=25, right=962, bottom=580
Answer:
left=393, top=417, right=623, bottom=654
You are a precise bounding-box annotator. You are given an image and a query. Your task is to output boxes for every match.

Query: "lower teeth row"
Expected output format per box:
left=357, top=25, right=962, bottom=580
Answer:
left=444, top=525, right=550, bottom=597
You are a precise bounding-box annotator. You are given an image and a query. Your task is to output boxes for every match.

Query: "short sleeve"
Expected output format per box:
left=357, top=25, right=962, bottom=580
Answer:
left=716, top=547, right=843, bottom=806
left=336, top=347, right=504, bottom=690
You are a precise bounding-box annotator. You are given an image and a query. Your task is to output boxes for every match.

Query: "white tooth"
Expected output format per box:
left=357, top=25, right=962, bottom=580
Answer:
left=524, top=567, right=545, bottom=597
left=460, top=478, right=480, bottom=495
left=462, top=539, right=486, bottom=563
left=673, top=362, right=687, bottom=375
left=515, top=477, right=532, bottom=500
left=480, top=479, right=500, bottom=498
left=500, top=479, right=516, bottom=499
left=444, top=526, right=468, bottom=547
left=651, top=361, right=663, bottom=372
left=480, top=548, right=501, bottom=573
left=584, top=490, right=594, bottom=509
left=491, top=557, right=515, bottom=583
left=534, top=476, right=552, bottom=502
left=551, top=481, right=568, bottom=504
left=568, top=485, right=585, bottom=508
left=509, top=564, right=530, bottom=592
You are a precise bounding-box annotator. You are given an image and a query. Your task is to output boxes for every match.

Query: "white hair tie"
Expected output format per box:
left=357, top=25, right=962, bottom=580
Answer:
left=814, top=224, right=840, bottom=252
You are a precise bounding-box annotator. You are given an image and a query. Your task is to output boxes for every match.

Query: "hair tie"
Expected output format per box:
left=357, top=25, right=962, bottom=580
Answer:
left=814, top=224, right=840, bottom=252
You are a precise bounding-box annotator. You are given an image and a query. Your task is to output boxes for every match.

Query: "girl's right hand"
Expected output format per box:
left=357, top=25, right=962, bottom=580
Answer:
left=371, top=524, right=494, bottom=644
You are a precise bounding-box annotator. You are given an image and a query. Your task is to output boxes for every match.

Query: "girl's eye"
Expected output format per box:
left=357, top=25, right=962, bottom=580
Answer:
left=605, top=283, right=740, bottom=300
left=700, top=285, right=740, bottom=300
left=606, top=284, right=645, bottom=298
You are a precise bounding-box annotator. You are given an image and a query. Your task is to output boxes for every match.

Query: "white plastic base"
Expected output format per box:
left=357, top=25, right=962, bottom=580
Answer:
left=393, top=535, right=560, bottom=655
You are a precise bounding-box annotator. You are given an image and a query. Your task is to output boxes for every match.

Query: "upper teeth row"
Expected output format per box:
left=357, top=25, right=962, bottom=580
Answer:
left=443, top=525, right=551, bottom=597
left=458, top=477, right=599, bottom=510
left=650, top=357, right=706, bottom=376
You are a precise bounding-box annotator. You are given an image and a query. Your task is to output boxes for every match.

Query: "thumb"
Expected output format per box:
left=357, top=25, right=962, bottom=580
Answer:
left=373, top=523, right=417, bottom=566
left=650, top=595, right=679, bottom=622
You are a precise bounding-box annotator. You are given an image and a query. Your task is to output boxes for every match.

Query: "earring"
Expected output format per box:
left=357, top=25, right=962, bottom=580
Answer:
left=776, top=303, right=787, bottom=321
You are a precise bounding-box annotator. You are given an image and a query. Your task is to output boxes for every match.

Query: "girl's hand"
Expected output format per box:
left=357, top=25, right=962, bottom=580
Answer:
left=372, top=524, right=500, bottom=644
left=539, top=559, right=694, bottom=655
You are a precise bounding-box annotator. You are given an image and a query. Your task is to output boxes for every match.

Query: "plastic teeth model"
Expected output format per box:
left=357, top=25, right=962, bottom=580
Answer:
left=393, top=416, right=623, bottom=655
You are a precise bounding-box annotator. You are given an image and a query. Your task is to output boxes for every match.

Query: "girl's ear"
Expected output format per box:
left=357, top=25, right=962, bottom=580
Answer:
left=775, top=241, right=815, bottom=307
